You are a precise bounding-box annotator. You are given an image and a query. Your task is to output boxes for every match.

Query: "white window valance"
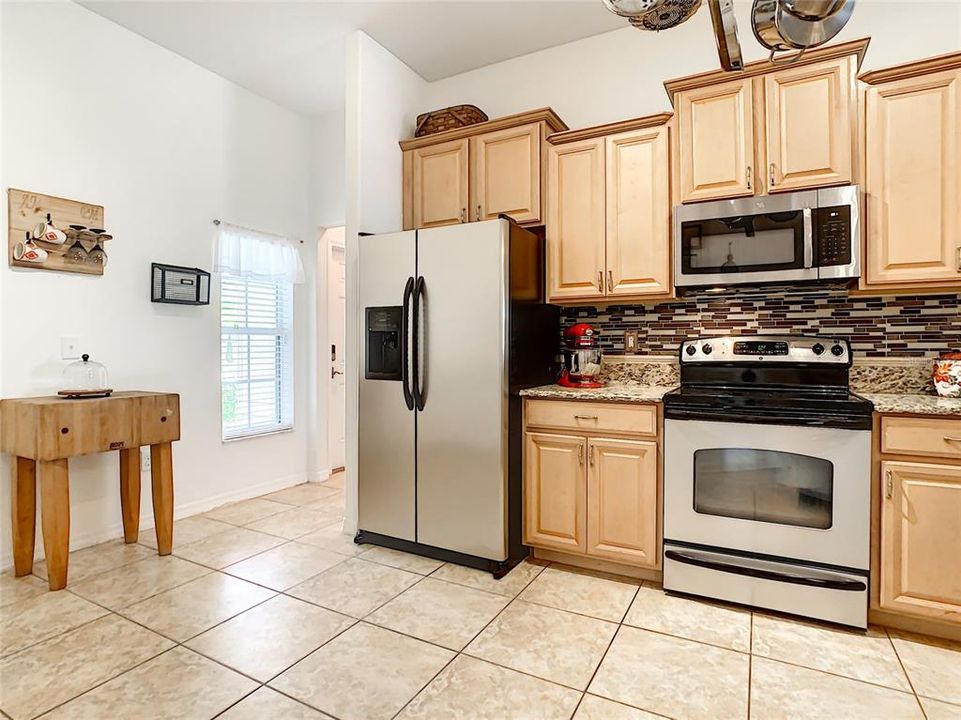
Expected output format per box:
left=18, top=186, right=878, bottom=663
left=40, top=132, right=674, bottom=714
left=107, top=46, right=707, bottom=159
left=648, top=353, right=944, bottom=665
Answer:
left=214, top=221, right=305, bottom=285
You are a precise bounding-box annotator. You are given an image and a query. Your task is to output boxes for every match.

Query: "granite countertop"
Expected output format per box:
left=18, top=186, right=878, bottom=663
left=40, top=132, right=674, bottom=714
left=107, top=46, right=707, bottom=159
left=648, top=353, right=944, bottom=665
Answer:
left=520, top=383, right=675, bottom=403
left=860, top=392, right=961, bottom=417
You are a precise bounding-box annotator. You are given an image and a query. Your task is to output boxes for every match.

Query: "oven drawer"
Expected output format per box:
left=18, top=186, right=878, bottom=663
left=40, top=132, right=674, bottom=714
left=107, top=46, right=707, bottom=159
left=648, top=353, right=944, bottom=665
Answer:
left=881, top=417, right=961, bottom=460
left=525, top=400, right=657, bottom=436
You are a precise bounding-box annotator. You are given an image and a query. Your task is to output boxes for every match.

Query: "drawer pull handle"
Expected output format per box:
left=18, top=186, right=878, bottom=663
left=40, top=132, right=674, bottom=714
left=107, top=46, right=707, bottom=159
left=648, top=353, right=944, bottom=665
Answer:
left=577, top=445, right=584, bottom=465
left=944, top=436, right=961, bottom=443
left=574, top=415, right=599, bottom=421
left=885, top=469, right=893, bottom=499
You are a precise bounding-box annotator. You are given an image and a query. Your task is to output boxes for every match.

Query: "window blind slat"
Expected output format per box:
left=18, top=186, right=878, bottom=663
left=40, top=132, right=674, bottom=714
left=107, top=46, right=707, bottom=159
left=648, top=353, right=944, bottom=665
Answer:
left=221, top=275, right=293, bottom=440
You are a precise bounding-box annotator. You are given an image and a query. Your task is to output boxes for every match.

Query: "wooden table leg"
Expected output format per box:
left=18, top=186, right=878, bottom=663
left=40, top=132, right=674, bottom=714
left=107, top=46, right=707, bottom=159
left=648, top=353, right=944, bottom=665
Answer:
left=12, top=457, right=37, bottom=577
left=39, top=459, right=70, bottom=591
left=150, top=442, right=174, bottom=555
left=119, top=448, right=141, bottom=543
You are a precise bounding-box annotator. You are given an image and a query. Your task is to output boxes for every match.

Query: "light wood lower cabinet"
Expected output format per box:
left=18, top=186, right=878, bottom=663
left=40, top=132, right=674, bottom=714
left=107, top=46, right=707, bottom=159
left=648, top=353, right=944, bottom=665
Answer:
left=524, top=399, right=660, bottom=570
left=524, top=432, right=587, bottom=553
left=879, top=460, right=961, bottom=623
left=587, top=438, right=658, bottom=566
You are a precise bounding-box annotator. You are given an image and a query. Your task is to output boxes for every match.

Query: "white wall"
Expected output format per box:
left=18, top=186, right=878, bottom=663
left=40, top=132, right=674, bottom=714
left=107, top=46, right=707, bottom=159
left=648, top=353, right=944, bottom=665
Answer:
left=0, top=1, right=320, bottom=568
left=423, top=1, right=961, bottom=129
left=343, top=31, right=427, bottom=532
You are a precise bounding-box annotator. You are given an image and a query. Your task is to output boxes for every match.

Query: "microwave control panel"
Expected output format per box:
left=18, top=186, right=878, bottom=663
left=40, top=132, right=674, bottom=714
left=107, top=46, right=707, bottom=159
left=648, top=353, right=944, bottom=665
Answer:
left=814, top=205, right=852, bottom=267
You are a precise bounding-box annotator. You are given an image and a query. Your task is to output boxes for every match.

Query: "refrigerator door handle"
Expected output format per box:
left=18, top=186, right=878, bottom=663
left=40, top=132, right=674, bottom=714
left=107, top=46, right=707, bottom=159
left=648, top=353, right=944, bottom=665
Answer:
left=401, top=276, right=415, bottom=411
left=412, top=275, right=426, bottom=411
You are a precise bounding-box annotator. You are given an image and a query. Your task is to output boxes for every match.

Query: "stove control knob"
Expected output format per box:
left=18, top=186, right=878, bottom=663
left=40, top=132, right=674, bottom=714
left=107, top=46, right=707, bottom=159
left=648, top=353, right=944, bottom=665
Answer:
left=812, top=343, right=825, bottom=356
left=685, top=345, right=697, bottom=356
left=702, top=343, right=713, bottom=355
left=831, top=344, right=845, bottom=357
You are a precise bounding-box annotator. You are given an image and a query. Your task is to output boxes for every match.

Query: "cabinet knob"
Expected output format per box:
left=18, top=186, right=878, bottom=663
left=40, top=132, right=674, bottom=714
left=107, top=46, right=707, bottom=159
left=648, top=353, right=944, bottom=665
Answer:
left=746, top=165, right=752, bottom=191
left=476, top=205, right=482, bottom=221
left=769, top=163, right=777, bottom=188
left=459, top=208, right=466, bottom=223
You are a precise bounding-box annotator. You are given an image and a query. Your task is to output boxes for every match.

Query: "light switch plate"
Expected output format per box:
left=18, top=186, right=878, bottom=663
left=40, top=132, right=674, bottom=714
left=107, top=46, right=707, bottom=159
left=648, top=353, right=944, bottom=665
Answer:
left=61, top=336, right=80, bottom=360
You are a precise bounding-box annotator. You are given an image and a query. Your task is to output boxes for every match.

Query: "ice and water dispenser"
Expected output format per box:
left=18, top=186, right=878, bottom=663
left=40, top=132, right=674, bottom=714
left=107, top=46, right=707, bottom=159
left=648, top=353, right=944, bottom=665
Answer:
left=365, top=306, right=402, bottom=380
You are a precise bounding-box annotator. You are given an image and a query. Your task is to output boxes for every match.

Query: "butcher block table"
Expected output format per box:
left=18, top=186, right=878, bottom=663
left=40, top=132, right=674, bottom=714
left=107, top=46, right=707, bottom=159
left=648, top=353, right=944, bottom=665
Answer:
left=0, top=391, right=179, bottom=590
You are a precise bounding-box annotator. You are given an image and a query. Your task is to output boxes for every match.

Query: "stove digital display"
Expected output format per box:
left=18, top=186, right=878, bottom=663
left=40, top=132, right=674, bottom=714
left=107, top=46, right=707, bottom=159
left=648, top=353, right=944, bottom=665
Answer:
left=733, top=341, right=789, bottom=356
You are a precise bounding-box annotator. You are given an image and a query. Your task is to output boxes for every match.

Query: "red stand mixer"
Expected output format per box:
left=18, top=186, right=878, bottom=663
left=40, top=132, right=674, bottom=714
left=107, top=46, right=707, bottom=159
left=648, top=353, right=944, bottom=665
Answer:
left=558, top=323, right=606, bottom=388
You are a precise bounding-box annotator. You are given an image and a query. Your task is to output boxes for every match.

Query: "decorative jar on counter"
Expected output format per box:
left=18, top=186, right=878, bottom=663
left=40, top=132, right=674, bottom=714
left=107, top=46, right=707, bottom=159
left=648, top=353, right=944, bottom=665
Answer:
left=932, top=352, right=961, bottom=397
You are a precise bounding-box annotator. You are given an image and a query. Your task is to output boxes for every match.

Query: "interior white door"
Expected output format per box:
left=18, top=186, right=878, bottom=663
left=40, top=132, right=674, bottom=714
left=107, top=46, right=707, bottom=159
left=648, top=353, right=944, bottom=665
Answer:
left=329, top=241, right=347, bottom=470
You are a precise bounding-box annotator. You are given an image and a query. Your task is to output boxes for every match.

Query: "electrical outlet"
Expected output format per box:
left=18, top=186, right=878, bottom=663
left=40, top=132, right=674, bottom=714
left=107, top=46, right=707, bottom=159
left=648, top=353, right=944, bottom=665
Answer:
left=141, top=447, right=151, bottom=472
left=61, top=336, right=81, bottom=360
left=624, top=330, right=639, bottom=355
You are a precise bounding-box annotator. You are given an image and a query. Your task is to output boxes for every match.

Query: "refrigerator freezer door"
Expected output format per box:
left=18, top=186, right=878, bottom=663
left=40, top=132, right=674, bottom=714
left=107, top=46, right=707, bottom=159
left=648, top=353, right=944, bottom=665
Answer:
left=415, top=220, right=510, bottom=560
left=358, top=231, right=417, bottom=541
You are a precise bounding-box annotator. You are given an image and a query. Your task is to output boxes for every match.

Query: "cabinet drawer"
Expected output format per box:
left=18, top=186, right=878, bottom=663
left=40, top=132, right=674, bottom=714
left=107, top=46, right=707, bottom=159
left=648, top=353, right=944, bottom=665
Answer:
left=139, top=394, right=181, bottom=446
left=881, top=416, right=961, bottom=460
left=526, top=400, right=657, bottom=436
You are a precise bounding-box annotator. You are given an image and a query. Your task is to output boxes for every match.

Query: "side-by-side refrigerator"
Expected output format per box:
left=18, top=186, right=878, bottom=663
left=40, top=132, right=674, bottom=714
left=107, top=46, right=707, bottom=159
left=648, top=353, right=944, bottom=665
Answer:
left=357, top=218, right=558, bottom=577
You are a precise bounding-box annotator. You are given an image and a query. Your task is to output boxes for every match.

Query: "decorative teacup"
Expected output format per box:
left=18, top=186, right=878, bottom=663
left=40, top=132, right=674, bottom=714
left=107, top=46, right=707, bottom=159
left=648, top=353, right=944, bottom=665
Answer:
left=32, top=213, right=66, bottom=245
left=933, top=353, right=961, bottom=398
left=13, top=232, right=48, bottom=263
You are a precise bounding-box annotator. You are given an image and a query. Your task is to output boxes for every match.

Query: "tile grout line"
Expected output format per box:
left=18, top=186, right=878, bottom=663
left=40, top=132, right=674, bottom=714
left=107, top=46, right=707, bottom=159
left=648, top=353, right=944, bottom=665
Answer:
left=885, top=626, right=930, bottom=719
left=569, top=579, right=644, bottom=719
left=387, top=559, right=552, bottom=720
left=747, top=613, right=754, bottom=720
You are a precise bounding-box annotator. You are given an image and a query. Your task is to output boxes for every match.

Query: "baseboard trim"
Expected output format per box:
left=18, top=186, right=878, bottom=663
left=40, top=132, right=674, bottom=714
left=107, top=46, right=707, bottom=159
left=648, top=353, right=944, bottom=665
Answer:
left=308, top=468, right=332, bottom=483
left=532, top=548, right=663, bottom=582
left=0, top=471, right=309, bottom=572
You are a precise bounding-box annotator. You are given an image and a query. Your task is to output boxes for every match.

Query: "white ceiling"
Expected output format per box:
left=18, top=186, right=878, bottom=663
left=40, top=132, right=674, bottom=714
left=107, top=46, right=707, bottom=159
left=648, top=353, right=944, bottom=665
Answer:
left=79, top=1, right=625, bottom=116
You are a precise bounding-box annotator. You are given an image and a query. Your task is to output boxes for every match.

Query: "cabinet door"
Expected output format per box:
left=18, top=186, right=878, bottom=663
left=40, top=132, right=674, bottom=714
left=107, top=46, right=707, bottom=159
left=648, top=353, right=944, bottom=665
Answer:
left=764, top=57, right=854, bottom=192
left=677, top=78, right=755, bottom=203
left=587, top=438, right=658, bottom=568
left=524, top=432, right=587, bottom=553
left=606, top=125, right=671, bottom=298
left=410, top=139, right=469, bottom=229
left=865, top=70, right=961, bottom=287
left=471, top=122, right=541, bottom=224
left=547, top=138, right=606, bottom=302
left=880, top=461, right=961, bottom=622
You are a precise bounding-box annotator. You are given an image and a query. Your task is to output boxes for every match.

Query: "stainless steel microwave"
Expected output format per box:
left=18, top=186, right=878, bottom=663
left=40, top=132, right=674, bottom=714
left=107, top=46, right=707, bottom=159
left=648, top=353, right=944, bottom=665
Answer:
left=674, top=186, right=860, bottom=289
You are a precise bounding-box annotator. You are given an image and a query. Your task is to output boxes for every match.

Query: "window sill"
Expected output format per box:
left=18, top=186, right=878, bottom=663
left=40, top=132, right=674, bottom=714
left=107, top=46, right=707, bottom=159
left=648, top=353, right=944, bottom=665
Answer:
left=222, top=426, right=294, bottom=443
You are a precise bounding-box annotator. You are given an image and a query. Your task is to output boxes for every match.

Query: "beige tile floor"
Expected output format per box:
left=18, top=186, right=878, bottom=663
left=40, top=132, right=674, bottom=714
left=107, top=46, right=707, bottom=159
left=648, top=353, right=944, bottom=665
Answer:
left=2, top=472, right=960, bottom=719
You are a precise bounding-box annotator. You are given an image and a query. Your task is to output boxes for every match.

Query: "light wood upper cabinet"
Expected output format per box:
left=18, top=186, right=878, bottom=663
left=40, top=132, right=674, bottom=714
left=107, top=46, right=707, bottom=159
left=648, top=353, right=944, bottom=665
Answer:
left=880, top=461, right=961, bottom=623
left=676, top=78, right=755, bottom=203
left=410, top=139, right=469, bottom=229
left=401, top=108, right=566, bottom=230
left=547, top=138, right=606, bottom=301
left=765, top=57, right=855, bottom=192
left=524, top=432, right=587, bottom=553
left=472, top=122, right=541, bottom=224
left=606, top=126, right=671, bottom=297
left=862, top=64, right=961, bottom=288
left=587, top=438, right=659, bottom=568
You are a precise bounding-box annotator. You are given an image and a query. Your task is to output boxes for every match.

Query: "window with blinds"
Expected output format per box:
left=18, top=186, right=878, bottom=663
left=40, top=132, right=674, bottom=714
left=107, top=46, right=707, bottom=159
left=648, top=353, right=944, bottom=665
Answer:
left=221, top=275, right=294, bottom=439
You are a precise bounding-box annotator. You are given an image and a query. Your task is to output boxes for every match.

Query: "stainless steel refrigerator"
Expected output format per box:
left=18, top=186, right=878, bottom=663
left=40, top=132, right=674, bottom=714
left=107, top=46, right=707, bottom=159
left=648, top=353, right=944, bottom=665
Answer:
left=356, top=218, right=558, bottom=577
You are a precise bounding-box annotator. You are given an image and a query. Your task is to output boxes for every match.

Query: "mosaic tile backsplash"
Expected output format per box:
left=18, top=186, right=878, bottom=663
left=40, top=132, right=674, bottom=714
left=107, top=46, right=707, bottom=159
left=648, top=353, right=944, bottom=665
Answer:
left=561, top=283, right=960, bottom=358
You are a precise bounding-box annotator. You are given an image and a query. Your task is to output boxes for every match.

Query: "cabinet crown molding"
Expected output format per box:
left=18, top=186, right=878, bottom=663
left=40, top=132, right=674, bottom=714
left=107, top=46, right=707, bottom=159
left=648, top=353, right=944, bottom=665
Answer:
left=399, top=107, right=567, bottom=150
left=859, top=51, right=961, bottom=85
left=547, top=112, right=673, bottom=145
left=663, top=37, right=870, bottom=106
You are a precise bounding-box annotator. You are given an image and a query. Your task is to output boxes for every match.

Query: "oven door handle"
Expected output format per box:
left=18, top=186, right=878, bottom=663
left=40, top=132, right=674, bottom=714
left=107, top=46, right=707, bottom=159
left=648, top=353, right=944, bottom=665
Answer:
left=664, top=550, right=866, bottom=592
left=802, top=207, right=814, bottom=269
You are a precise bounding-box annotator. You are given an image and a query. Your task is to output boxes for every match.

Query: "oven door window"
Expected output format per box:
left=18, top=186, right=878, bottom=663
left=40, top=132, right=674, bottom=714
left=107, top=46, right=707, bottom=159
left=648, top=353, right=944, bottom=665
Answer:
left=680, top=211, right=805, bottom=275
left=693, top=448, right=833, bottom=529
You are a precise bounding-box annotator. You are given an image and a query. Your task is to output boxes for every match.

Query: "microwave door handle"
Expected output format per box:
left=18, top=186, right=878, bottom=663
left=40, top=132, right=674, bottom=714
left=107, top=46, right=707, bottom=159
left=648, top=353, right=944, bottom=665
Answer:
left=802, top=207, right=814, bottom=269
left=664, top=550, right=866, bottom=592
